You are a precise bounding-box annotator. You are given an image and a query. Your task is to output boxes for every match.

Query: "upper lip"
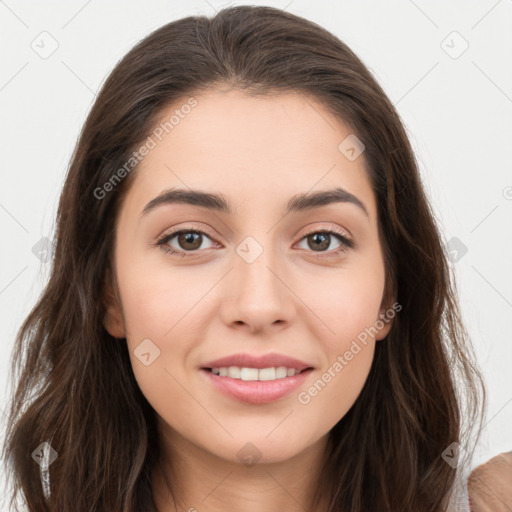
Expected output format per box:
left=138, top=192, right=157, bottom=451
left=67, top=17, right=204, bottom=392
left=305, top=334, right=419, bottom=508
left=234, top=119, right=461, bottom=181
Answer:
left=202, top=352, right=314, bottom=371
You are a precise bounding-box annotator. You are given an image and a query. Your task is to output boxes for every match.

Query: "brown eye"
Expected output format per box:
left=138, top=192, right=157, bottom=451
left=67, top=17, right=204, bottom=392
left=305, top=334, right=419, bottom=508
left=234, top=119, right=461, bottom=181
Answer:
left=306, top=233, right=331, bottom=251
left=157, top=229, right=217, bottom=256
left=176, top=232, right=203, bottom=251
left=297, top=229, right=353, bottom=255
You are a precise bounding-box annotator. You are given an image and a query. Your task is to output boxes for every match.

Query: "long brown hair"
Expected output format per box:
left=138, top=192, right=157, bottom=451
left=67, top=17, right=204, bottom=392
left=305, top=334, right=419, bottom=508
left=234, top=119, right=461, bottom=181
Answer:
left=2, top=5, right=485, bottom=511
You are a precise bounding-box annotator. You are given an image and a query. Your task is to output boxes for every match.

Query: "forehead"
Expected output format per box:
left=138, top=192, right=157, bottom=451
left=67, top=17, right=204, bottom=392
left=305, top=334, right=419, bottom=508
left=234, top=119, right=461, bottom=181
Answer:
left=121, top=89, right=377, bottom=219
left=147, top=88, right=352, bottom=161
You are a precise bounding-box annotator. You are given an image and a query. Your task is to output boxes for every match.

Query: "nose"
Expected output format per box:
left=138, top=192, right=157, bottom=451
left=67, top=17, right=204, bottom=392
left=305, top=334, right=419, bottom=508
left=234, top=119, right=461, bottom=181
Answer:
left=220, top=240, right=295, bottom=334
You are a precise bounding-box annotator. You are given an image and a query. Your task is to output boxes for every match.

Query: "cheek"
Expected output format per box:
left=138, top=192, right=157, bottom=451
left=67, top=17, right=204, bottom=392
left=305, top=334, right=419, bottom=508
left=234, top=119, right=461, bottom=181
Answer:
left=118, top=269, right=198, bottom=425
left=117, top=263, right=196, bottom=343
left=308, top=264, right=385, bottom=345
left=114, top=260, right=200, bottom=394
left=302, top=342, right=375, bottom=435
left=297, top=267, right=383, bottom=419
left=298, top=291, right=379, bottom=429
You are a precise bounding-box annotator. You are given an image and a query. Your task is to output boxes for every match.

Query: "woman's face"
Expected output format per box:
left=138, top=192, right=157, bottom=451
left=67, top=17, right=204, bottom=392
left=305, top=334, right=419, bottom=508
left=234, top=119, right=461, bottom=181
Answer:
left=104, top=89, right=392, bottom=465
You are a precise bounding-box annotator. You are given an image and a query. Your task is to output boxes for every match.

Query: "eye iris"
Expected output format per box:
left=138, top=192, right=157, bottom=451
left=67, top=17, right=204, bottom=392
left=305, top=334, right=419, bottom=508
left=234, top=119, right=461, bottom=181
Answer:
left=308, top=233, right=330, bottom=251
left=178, top=232, right=202, bottom=250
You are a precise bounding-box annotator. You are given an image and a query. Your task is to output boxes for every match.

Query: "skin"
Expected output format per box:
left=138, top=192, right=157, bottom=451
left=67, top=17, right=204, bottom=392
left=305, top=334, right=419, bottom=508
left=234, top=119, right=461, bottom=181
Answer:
left=103, top=89, right=393, bottom=512
left=468, top=451, right=512, bottom=511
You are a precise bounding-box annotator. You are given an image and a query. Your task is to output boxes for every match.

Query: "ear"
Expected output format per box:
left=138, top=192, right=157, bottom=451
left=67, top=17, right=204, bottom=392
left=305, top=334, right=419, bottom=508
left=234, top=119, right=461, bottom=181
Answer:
left=102, top=269, right=126, bottom=339
left=375, top=277, right=399, bottom=341
left=374, top=301, right=400, bottom=341
left=375, top=312, right=393, bottom=340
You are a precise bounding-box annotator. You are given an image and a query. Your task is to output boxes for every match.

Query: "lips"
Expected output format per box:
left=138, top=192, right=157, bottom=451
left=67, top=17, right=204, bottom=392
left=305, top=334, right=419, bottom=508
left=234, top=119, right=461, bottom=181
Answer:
left=201, top=352, right=314, bottom=371
left=200, top=352, right=315, bottom=404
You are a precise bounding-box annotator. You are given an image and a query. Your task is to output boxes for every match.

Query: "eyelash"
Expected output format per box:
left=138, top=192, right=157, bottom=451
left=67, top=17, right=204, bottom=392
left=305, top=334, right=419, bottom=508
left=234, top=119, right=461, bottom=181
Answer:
left=155, top=226, right=354, bottom=259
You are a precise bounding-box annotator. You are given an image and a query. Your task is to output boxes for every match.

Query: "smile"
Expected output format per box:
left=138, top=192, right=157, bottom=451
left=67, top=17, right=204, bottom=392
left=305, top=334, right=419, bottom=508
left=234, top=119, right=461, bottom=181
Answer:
left=208, top=366, right=303, bottom=381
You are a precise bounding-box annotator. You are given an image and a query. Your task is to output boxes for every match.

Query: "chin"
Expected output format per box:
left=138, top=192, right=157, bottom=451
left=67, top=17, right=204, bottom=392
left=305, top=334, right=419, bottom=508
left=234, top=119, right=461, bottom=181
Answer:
left=206, top=433, right=317, bottom=466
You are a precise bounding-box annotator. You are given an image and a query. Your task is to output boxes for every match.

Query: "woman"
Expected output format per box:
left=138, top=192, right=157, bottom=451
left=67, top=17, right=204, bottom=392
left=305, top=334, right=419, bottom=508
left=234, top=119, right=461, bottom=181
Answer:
left=2, top=5, right=486, bottom=511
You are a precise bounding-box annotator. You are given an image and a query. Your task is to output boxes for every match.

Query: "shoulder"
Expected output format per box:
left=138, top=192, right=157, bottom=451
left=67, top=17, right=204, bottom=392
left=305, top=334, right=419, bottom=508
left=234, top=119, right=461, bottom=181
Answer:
left=468, top=451, right=512, bottom=511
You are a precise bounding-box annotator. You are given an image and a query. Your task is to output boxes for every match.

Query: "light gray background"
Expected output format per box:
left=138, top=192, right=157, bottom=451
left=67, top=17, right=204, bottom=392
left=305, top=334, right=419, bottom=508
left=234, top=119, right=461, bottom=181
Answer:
left=1, top=0, right=511, bottom=505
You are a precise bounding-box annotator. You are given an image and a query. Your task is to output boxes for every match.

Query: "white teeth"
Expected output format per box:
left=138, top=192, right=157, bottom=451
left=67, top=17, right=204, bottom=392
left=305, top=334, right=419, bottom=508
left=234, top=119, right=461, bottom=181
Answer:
left=240, top=367, right=259, bottom=381
left=228, top=366, right=240, bottom=378
left=258, top=367, right=276, bottom=381
left=276, top=367, right=288, bottom=379
left=210, top=365, right=302, bottom=381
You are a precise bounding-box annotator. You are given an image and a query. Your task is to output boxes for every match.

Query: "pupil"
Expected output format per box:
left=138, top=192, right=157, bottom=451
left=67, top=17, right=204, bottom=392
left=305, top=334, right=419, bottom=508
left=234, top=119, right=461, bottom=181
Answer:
left=179, top=232, right=201, bottom=250
left=310, top=233, right=329, bottom=251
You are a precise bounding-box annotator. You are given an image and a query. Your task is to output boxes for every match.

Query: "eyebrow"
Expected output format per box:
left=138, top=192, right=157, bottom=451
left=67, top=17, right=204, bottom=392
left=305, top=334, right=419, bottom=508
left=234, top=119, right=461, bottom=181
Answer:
left=140, top=186, right=369, bottom=218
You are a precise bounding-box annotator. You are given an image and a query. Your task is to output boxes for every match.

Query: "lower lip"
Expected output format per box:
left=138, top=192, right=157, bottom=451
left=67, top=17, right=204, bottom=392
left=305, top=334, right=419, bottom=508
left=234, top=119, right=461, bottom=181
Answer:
left=201, top=368, right=313, bottom=404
